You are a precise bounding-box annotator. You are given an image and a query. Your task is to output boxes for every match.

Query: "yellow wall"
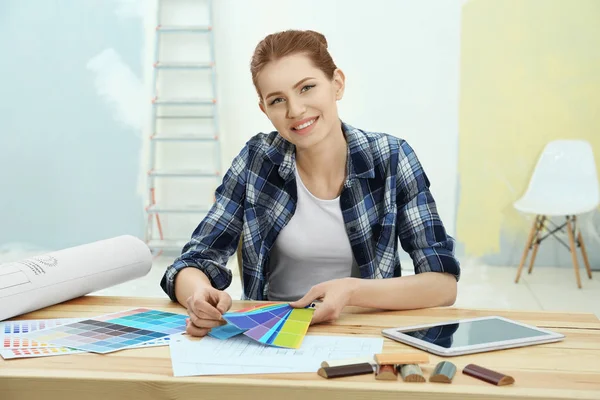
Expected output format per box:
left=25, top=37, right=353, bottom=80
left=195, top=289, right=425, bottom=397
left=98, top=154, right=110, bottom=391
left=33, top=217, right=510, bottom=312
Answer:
left=457, top=0, right=600, bottom=257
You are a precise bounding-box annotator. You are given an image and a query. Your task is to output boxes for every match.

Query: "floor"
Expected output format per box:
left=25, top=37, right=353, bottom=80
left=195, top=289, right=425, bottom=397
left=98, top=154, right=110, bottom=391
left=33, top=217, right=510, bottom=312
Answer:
left=89, top=256, right=600, bottom=319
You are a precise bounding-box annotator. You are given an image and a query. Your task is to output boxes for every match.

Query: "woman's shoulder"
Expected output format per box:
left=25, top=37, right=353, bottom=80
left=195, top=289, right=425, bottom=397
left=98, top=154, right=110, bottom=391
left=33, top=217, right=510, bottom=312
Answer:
left=243, top=130, right=288, bottom=156
left=345, top=123, right=414, bottom=160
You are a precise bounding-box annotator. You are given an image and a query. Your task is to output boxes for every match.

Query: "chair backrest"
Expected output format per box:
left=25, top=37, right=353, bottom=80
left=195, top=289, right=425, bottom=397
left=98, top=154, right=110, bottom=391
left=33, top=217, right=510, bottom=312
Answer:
left=522, top=139, right=599, bottom=206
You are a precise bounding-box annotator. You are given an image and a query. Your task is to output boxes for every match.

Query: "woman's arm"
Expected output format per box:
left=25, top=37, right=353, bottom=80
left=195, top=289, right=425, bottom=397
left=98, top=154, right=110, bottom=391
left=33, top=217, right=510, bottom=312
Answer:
left=291, top=273, right=455, bottom=324
left=173, top=267, right=214, bottom=306
left=347, top=272, right=457, bottom=310
left=395, top=140, right=461, bottom=283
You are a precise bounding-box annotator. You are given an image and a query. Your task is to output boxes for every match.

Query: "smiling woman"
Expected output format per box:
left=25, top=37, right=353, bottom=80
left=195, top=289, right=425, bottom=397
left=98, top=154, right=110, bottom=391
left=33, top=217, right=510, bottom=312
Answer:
left=160, top=30, right=461, bottom=337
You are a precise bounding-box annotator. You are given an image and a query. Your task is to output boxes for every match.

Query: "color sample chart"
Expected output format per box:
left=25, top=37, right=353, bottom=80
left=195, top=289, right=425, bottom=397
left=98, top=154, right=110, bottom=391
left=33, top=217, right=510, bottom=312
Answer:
left=0, top=347, right=85, bottom=359
left=20, top=308, right=188, bottom=354
left=1, top=318, right=81, bottom=355
left=217, top=303, right=315, bottom=349
left=1, top=318, right=80, bottom=336
left=3, top=336, right=52, bottom=349
left=1, top=335, right=174, bottom=359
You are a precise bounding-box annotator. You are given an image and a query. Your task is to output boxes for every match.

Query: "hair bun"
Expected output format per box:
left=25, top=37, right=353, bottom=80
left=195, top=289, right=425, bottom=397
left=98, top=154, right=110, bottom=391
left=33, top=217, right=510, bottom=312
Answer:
left=306, top=30, right=328, bottom=48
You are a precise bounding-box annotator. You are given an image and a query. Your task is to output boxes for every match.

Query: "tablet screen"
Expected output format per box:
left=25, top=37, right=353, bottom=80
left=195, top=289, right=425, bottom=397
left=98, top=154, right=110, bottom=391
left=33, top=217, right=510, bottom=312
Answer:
left=398, top=318, right=551, bottom=348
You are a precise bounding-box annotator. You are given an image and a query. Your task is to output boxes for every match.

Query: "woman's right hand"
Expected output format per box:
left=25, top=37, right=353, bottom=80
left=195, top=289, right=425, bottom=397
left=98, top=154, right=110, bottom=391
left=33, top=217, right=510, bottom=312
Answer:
left=185, top=286, right=232, bottom=337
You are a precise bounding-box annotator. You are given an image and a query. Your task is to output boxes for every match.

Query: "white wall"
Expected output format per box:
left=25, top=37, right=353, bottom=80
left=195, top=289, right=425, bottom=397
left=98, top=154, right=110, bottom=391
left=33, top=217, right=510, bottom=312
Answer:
left=0, top=0, right=463, bottom=264
left=0, top=0, right=147, bottom=253
left=213, top=0, right=462, bottom=235
left=146, top=0, right=462, bottom=248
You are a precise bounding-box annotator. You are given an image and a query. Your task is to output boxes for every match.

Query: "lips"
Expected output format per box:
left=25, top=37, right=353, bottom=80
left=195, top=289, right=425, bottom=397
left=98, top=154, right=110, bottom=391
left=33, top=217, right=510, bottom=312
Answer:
left=291, top=116, right=318, bottom=131
left=289, top=116, right=320, bottom=137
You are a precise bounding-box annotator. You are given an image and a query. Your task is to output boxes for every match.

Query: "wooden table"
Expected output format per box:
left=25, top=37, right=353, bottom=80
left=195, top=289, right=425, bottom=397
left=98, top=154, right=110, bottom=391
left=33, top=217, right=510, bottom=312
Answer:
left=1, top=296, right=599, bottom=400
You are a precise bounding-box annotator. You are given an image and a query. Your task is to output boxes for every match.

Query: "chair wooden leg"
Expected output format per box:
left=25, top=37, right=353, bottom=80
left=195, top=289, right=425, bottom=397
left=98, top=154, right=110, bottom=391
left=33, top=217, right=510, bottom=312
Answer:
left=566, top=216, right=582, bottom=289
left=576, top=220, right=592, bottom=279
left=527, top=215, right=546, bottom=274
left=515, top=215, right=540, bottom=283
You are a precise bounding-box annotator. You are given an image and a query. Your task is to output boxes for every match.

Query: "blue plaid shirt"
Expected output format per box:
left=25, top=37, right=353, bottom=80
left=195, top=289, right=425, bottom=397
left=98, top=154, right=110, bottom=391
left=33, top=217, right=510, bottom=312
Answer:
left=160, top=122, right=461, bottom=301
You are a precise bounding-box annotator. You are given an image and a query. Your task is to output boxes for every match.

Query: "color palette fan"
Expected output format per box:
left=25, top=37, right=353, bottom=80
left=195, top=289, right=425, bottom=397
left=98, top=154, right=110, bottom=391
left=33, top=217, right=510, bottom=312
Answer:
left=210, top=303, right=315, bottom=349
left=19, top=308, right=188, bottom=354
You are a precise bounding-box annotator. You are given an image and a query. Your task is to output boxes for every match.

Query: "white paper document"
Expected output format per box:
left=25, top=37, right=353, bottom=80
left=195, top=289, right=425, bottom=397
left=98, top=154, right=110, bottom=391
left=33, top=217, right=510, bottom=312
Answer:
left=169, top=334, right=384, bottom=377
left=0, top=235, right=152, bottom=321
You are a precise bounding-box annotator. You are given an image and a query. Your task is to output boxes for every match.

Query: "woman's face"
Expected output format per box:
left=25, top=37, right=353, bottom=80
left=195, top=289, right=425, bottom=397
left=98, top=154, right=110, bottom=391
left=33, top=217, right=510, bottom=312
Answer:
left=257, top=53, right=345, bottom=150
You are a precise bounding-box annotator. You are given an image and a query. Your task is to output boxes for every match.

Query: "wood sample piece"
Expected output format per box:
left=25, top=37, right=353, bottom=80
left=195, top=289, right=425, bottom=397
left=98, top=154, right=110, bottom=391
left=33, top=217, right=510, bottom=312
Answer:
left=317, top=363, right=374, bottom=379
left=374, top=353, right=429, bottom=365
left=463, top=364, right=515, bottom=386
left=399, top=364, right=426, bottom=382
left=375, top=364, right=398, bottom=380
left=430, top=361, right=457, bottom=383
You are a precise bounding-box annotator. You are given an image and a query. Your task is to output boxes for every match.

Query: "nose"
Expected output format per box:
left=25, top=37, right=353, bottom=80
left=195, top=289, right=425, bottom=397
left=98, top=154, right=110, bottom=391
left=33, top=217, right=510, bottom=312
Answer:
left=286, top=97, right=306, bottom=119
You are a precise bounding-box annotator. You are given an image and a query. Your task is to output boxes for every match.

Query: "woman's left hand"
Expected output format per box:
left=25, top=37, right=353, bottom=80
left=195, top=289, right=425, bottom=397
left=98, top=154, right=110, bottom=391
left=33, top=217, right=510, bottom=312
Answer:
left=289, top=278, right=360, bottom=325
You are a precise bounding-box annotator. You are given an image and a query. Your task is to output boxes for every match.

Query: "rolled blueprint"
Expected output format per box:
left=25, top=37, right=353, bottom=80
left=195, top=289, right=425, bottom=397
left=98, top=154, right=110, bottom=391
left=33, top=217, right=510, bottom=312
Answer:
left=0, top=235, right=152, bottom=321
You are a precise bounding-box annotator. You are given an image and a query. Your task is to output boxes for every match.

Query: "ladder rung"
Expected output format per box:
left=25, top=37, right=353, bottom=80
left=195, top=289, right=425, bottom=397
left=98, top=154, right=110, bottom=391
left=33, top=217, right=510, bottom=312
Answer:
left=156, top=115, right=214, bottom=119
left=154, top=62, right=214, bottom=69
left=146, top=205, right=211, bottom=214
left=153, top=97, right=215, bottom=106
left=157, top=25, right=211, bottom=33
left=147, top=239, right=189, bottom=250
left=148, top=169, right=219, bottom=177
left=151, top=134, right=218, bottom=142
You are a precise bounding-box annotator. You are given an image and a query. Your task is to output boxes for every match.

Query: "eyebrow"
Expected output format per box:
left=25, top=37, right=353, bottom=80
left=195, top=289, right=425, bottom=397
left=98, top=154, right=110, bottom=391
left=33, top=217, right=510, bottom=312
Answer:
left=265, top=77, right=315, bottom=100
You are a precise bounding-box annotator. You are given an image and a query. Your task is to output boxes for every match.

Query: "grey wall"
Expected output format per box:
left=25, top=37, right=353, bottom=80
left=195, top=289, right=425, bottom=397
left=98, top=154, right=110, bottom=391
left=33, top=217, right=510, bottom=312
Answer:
left=0, top=1, right=145, bottom=250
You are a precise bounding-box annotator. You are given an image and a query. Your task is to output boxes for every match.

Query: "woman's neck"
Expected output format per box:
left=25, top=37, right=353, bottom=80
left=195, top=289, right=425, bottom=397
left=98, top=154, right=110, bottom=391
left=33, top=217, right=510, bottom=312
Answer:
left=295, top=122, right=348, bottom=198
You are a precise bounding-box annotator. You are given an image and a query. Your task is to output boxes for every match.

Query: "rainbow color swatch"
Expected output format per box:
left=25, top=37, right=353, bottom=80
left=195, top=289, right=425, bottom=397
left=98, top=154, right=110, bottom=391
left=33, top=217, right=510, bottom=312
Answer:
left=210, top=303, right=315, bottom=349
left=19, top=308, right=187, bottom=354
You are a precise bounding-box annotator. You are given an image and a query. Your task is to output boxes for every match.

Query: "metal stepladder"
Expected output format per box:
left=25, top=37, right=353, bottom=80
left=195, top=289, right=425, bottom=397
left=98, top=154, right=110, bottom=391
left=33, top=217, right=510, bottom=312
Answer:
left=145, top=0, right=221, bottom=255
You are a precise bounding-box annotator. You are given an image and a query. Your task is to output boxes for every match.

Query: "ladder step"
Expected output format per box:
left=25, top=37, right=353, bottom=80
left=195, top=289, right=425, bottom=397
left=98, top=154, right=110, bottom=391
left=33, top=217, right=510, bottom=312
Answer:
left=149, top=169, right=219, bottom=177
left=154, top=62, right=214, bottom=70
left=146, top=205, right=211, bottom=214
left=157, top=25, right=211, bottom=33
left=151, top=134, right=218, bottom=142
left=147, top=239, right=189, bottom=251
left=153, top=97, right=215, bottom=106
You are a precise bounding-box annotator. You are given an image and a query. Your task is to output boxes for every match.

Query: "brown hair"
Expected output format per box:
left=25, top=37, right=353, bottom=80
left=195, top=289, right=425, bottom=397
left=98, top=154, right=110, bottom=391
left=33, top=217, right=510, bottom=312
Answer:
left=250, top=30, right=337, bottom=99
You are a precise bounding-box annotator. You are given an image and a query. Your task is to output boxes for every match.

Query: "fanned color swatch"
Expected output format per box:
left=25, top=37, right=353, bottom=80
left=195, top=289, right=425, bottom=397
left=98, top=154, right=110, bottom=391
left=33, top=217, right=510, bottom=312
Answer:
left=213, top=303, right=315, bottom=349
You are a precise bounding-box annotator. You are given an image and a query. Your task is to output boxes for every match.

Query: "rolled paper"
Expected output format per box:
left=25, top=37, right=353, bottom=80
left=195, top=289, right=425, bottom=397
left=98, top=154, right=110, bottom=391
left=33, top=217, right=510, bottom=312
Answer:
left=317, top=362, right=375, bottom=379
left=374, top=352, right=429, bottom=365
left=375, top=364, right=398, bottom=380
left=399, top=364, right=426, bottom=382
left=320, top=356, right=375, bottom=368
left=430, top=361, right=457, bottom=383
left=462, top=364, right=515, bottom=386
left=0, top=235, right=152, bottom=321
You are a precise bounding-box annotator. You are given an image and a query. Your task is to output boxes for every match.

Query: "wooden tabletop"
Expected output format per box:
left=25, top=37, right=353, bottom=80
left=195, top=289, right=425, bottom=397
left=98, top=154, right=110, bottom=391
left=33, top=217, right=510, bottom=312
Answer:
left=1, top=296, right=600, bottom=400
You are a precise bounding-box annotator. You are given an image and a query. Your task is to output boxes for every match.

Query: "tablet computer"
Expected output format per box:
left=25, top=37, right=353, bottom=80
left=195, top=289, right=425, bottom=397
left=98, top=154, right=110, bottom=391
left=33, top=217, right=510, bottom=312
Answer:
left=381, top=316, right=565, bottom=357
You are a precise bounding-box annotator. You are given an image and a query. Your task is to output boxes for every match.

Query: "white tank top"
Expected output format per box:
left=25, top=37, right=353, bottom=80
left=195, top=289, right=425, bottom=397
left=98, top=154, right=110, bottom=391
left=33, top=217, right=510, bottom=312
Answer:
left=267, top=165, right=360, bottom=301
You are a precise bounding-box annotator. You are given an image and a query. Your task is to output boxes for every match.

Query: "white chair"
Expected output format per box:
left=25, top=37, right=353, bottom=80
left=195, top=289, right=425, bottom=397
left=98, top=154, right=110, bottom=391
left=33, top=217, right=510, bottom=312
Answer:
left=514, top=140, right=599, bottom=288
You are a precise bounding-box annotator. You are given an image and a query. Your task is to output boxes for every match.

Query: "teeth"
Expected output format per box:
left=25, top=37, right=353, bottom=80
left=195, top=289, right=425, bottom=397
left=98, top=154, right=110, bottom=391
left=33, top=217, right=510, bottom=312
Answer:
left=294, top=118, right=316, bottom=130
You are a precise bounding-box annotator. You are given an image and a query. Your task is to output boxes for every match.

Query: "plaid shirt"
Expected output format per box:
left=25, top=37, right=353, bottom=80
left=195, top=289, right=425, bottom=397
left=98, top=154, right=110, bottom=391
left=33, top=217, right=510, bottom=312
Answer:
left=160, top=122, right=461, bottom=301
